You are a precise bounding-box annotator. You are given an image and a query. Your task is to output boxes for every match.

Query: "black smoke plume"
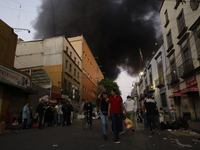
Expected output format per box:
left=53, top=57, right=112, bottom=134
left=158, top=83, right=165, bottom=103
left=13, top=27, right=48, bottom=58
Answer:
left=33, top=0, right=163, bottom=80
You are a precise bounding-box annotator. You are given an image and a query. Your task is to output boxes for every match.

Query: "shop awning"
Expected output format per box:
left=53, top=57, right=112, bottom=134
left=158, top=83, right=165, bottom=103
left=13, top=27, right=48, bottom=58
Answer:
left=169, top=92, right=181, bottom=98
left=181, top=85, right=199, bottom=94
left=22, top=68, right=52, bottom=84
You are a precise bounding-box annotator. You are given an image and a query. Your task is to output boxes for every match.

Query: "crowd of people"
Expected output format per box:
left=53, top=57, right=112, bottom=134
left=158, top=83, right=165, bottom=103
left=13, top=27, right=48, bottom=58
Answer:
left=20, top=89, right=176, bottom=144
left=22, top=100, right=74, bottom=130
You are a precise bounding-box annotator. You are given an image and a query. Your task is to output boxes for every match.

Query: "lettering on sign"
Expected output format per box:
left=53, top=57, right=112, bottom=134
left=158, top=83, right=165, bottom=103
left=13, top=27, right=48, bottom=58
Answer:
left=186, top=76, right=197, bottom=88
left=173, top=85, right=180, bottom=93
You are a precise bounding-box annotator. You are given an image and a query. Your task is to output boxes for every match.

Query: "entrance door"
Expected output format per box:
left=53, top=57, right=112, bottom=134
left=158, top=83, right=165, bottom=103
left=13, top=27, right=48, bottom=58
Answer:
left=193, top=92, right=200, bottom=120
left=174, top=96, right=181, bottom=118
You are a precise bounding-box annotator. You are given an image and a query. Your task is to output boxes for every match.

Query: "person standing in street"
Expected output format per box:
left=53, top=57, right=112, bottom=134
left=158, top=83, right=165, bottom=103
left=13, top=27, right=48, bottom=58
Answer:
left=62, top=101, right=74, bottom=126
left=108, top=89, right=126, bottom=143
left=143, top=93, right=157, bottom=134
left=125, top=95, right=137, bottom=134
left=36, top=99, right=45, bottom=129
left=98, top=92, right=109, bottom=140
left=58, top=103, right=63, bottom=125
left=169, top=104, right=176, bottom=121
left=22, top=102, right=30, bottom=130
left=52, top=105, right=58, bottom=126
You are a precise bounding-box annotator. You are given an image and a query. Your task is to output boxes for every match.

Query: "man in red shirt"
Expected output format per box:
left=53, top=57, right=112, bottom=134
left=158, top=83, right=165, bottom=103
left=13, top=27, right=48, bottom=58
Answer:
left=108, top=89, right=126, bottom=143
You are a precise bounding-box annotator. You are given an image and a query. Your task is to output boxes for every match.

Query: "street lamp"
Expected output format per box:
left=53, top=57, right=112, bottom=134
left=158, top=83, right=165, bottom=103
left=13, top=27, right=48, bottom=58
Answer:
left=139, top=72, right=144, bottom=76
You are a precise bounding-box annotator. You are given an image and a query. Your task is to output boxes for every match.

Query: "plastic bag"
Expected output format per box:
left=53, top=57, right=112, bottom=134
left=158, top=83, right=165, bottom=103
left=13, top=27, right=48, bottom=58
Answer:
left=124, top=118, right=133, bottom=130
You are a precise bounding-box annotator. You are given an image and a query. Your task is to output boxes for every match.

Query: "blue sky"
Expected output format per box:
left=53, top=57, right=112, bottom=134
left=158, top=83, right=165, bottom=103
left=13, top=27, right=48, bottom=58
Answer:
left=0, top=0, right=137, bottom=101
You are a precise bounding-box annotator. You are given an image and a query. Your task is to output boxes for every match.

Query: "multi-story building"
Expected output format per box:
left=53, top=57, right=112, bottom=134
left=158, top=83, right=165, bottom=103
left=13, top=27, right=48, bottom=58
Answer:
left=14, top=36, right=82, bottom=111
left=135, top=45, right=170, bottom=111
left=160, top=0, right=200, bottom=120
left=0, top=19, right=34, bottom=122
left=68, top=36, right=104, bottom=102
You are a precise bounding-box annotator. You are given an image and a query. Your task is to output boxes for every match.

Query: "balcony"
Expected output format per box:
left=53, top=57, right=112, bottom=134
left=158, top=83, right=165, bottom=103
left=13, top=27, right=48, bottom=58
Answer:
left=178, top=59, right=195, bottom=79
left=167, top=71, right=180, bottom=85
left=148, top=84, right=155, bottom=93
left=155, top=75, right=164, bottom=88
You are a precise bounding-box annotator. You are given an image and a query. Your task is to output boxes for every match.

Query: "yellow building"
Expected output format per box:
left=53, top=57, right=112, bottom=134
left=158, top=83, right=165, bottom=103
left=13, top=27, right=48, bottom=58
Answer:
left=15, top=36, right=82, bottom=110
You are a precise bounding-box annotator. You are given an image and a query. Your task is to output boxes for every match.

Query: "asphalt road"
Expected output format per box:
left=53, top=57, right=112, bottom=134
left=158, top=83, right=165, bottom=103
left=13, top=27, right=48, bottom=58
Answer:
left=0, top=119, right=199, bottom=150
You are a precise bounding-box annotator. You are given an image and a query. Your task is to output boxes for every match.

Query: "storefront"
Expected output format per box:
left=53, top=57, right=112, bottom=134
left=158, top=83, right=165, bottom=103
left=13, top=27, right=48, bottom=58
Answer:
left=0, top=65, right=35, bottom=122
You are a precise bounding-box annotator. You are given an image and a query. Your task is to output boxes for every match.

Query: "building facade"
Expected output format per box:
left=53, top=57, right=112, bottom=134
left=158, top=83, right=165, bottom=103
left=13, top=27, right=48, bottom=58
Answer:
left=0, top=19, right=34, bottom=122
left=134, top=45, right=170, bottom=111
left=160, top=0, right=200, bottom=120
left=68, top=36, right=104, bottom=102
left=14, top=36, right=82, bottom=111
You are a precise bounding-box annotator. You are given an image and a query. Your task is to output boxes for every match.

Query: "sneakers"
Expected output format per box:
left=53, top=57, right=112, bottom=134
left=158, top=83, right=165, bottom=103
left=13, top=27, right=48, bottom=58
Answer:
left=103, top=135, right=107, bottom=140
left=114, top=137, right=120, bottom=143
left=119, top=131, right=125, bottom=135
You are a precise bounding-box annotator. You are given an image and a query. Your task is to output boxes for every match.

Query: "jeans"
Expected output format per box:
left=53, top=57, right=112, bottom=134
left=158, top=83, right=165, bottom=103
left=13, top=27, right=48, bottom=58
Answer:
left=59, top=114, right=63, bottom=123
left=126, top=111, right=134, bottom=130
left=22, top=118, right=28, bottom=129
left=111, top=113, right=122, bottom=138
left=143, top=114, right=148, bottom=128
left=100, top=111, right=108, bottom=135
left=147, top=115, right=156, bottom=131
left=38, top=113, right=43, bottom=129
left=54, top=114, right=58, bottom=124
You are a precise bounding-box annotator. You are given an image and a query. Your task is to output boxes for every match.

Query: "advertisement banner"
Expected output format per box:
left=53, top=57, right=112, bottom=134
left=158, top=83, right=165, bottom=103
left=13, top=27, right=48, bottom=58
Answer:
left=173, top=84, right=180, bottom=93
left=0, top=65, right=31, bottom=89
left=186, top=76, right=197, bottom=88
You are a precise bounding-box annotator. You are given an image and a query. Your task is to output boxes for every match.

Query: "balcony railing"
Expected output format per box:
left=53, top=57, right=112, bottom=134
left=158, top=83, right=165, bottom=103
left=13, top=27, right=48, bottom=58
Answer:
left=155, top=75, right=164, bottom=88
left=167, top=70, right=179, bottom=85
left=178, top=59, right=194, bottom=79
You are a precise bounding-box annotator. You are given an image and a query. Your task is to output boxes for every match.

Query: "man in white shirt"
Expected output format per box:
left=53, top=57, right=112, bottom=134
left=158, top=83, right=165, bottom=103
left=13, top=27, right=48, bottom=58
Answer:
left=58, top=103, right=63, bottom=125
left=125, top=96, right=137, bottom=133
left=169, top=104, right=176, bottom=121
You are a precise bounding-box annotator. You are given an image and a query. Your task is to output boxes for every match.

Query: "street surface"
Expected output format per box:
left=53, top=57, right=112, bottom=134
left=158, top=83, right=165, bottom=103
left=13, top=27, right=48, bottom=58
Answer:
left=0, top=119, right=199, bottom=150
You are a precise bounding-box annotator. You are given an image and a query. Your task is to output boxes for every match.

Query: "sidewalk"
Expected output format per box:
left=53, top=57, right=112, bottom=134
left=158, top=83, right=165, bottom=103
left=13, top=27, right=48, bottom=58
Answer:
left=189, top=121, right=200, bottom=134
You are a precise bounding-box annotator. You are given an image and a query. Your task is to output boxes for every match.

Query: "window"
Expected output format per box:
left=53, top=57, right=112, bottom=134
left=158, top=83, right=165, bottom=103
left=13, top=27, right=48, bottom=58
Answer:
left=66, top=46, right=68, bottom=53
left=167, top=31, right=173, bottom=47
left=65, top=60, right=68, bottom=69
left=164, top=10, right=169, bottom=22
left=74, top=68, right=76, bottom=76
left=161, top=93, right=167, bottom=107
left=70, top=64, right=72, bottom=72
left=70, top=51, right=72, bottom=57
left=177, top=12, right=186, bottom=32
left=78, top=72, right=79, bottom=78
left=74, top=57, right=76, bottom=63
left=78, top=61, right=79, bottom=67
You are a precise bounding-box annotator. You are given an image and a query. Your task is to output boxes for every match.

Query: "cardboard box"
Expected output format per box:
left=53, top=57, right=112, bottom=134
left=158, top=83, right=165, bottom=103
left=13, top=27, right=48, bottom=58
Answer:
left=0, top=122, right=5, bottom=135
left=164, top=115, right=170, bottom=122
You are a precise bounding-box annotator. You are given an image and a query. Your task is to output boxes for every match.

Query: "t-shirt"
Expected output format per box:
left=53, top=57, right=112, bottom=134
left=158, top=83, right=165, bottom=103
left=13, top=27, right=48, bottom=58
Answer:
left=109, top=95, right=123, bottom=114
left=101, top=98, right=109, bottom=112
left=22, top=105, right=30, bottom=119
left=59, top=105, right=63, bottom=114
left=144, top=99, right=157, bottom=116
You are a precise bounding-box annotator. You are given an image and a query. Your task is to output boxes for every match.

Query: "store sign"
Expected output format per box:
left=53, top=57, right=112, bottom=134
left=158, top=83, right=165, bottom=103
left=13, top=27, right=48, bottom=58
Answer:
left=173, top=84, right=180, bottom=93
left=0, top=65, right=31, bottom=89
left=186, top=76, right=197, bottom=88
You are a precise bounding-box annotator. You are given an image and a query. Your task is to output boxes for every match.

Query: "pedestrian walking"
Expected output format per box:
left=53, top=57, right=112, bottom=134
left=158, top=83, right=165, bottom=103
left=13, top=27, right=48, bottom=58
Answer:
left=83, top=99, right=93, bottom=127
left=36, top=99, right=45, bottom=129
left=22, top=102, right=30, bottom=130
left=98, top=92, right=109, bottom=140
left=143, top=93, right=157, bottom=134
left=62, top=101, right=74, bottom=126
left=108, top=89, right=126, bottom=143
left=169, top=104, right=176, bottom=121
left=44, top=105, right=53, bottom=127
left=125, top=95, right=137, bottom=134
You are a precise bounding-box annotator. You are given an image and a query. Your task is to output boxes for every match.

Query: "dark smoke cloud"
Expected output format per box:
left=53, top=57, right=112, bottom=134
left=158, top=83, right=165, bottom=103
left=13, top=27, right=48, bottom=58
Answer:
left=33, top=0, right=163, bottom=80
